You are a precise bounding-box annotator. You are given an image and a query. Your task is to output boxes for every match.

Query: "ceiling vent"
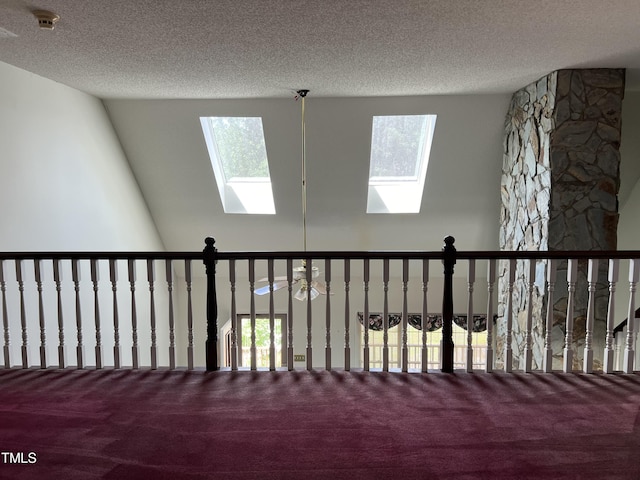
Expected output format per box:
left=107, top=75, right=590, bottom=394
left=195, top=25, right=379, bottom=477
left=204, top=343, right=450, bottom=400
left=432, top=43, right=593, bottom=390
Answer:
left=32, top=10, right=60, bottom=30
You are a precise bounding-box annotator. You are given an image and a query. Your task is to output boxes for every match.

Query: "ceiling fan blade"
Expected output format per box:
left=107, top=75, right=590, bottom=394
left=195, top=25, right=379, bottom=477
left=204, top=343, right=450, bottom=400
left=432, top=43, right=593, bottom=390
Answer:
left=254, top=280, right=289, bottom=295
left=311, top=281, right=327, bottom=295
left=257, top=275, right=288, bottom=282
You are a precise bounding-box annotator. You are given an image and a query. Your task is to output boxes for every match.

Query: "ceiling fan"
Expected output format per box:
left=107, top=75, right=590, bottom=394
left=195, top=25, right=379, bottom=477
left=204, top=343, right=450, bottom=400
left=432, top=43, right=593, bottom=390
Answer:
left=254, top=90, right=328, bottom=301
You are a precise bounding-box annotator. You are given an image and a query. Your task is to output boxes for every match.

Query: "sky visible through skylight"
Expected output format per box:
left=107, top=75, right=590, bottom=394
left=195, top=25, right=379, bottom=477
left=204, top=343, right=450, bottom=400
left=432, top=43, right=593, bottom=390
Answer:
left=367, top=114, right=437, bottom=214
left=200, top=116, right=275, bottom=214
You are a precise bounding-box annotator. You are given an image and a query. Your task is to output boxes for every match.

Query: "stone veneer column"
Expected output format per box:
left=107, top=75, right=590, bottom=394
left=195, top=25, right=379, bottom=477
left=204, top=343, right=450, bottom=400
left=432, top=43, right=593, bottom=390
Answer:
left=498, top=69, right=625, bottom=371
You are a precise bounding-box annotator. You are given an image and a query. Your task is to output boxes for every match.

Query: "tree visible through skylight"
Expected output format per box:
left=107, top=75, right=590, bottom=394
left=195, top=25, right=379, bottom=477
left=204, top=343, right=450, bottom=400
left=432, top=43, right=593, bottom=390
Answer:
left=367, top=115, right=437, bottom=214
left=200, top=117, right=275, bottom=214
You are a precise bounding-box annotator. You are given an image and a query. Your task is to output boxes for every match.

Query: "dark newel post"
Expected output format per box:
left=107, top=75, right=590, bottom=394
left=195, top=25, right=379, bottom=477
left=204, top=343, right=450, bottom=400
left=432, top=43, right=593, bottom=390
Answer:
left=441, top=236, right=456, bottom=373
left=203, top=237, right=219, bottom=371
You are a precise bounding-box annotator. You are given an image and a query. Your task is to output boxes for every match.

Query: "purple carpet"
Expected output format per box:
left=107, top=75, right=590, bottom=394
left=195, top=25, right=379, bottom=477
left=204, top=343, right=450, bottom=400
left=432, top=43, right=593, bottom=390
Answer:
left=1, top=368, right=639, bottom=479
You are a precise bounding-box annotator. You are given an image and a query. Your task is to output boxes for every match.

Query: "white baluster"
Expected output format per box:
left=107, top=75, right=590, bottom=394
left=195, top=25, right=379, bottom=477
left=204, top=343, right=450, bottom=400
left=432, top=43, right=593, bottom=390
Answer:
left=1, top=260, right=9, bottom=368
left=249, top=258, right=256, bottom=370
left=563, top=259, right=578, bottom=373
left=504, top=259, right=515, bottom=372
left=110, top=259, right=120, bottom=369
left=524, top=259, right=535, bottom=373
left=90, top=259, right=102, bottom=369
left=485, top=259, right=496, bottom=373
left=382, top=258, right=390, bottom=372
left=128, top=259, right=138, bottom=369
left=229, top=259, right=238, bottom=371
left=287, top=258, right=293, bottom=370
left=268, top=259, right=275, bottom=371
left=185, top=259, right=194, bottom=370
left=325, top=259, right=332, bottom=371
left=543, top=259, right=557, bottom=373
left=16, top=260, right=28, bottom=368
left=422, top=259, right=429, bottom=373
left=402, top=259, right=409, bottom=373
left=165, top=260, right=175, bottom=370
left=306, top=257, right=313, bottom=371
left=34, top=259, right=46, bottom=368
left=603, top=259, right=618, bottom=373
left=53, top=259, right=65, bottom=368
left=583, top=259, right=598, bottom=373
left=344, top=259, right=351, bottom=371
left=148, top=259, right=157, bottom=370
left=624, top=259, right=640, bottom=373
left=72, top=259, right=83, bottom=369
left=363, top=258, right=370, bottom=371
left=466, top=259, right=475, bottom=373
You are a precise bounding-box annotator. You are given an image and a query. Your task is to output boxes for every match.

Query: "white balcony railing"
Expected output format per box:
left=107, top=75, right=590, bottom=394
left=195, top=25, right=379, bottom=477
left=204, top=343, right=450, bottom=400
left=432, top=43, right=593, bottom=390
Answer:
left=2, top=237, right=640, bottom=373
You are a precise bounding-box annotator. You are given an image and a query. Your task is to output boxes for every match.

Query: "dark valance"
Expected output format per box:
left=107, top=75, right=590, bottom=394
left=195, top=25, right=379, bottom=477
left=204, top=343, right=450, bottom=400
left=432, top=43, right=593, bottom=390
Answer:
left=357, top=312, right=488, bottom=333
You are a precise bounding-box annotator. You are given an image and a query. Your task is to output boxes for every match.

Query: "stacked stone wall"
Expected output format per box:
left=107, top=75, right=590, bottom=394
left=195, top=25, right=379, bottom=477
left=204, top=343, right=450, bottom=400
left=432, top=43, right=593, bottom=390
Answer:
left=498, top=69, right=624, bottom=370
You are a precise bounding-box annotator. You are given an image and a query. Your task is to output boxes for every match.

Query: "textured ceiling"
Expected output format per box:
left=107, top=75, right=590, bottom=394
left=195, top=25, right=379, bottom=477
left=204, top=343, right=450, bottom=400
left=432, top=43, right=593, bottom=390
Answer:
left=1, top=0, right=640, bottom=99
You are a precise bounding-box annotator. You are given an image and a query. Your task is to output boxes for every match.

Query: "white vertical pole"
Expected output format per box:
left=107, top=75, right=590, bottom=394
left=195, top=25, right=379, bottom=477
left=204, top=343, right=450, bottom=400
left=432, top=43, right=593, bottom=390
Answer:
left=91, top=259, right=102, bottom=369
left=185, top=259, right=194, bottom=370
left=624, top=259, right=640, bottom=374
left=34, top=259, right=46, bottom=369
left=401, top=259, right=409, bottom=373
left=229, top=259, right=238, bottom=371
left=466, top=259, right=475, bottom=373
left=524, top=259, right=535, bottom=373
left=504, top=259, right=515, bottom=372
left=543, top=259, right=557, bottom=373
left=249, top=259, right=256, bottom=370
left=485, top=259, right=496, bottom=373
left=147, top=259, right=157, bottom=370
left=422, top=259, right=429, bottom=373
left=268, top=259, right=276, bottom=371
left=128, top=259, right=138, bottom=369
left=53, top=259, right=65, bottom=369
left=0, top=260, right=9, bottom=368
left=109, top=259, right=120, bottom=369
left=583, top=259, right=598, bottom=373
left=563, top=259, right=578, bottom=373
left=325, top=259, right=332, bottom=371
left=165, top=260, right=176, bottom=370
left=344, top=259, right=351, bottom=371
left=363, top=259, right=370, bottom=371
left=603, top=259, right=618, bottom=373
left=16, top=260, right=28, bottom=368
left=382, top=258, right=390, bottom=372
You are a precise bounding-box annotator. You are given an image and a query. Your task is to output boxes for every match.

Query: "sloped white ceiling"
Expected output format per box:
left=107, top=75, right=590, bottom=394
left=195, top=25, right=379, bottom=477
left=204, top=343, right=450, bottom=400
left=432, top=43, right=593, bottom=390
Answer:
left=104, top=95, right=509, bottom=252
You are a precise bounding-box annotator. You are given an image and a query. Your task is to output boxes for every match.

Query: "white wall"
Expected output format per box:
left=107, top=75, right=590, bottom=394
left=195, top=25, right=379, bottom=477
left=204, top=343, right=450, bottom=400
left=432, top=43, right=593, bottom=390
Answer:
left=0, top=61, right=163, bottom=251
left=0, top=61, right=167, bottom=367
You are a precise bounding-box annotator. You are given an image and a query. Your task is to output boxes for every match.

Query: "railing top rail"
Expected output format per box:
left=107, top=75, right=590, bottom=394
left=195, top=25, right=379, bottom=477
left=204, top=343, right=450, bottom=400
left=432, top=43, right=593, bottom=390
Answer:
left=457, top=250, right=640, bottom=260
left=0, top=252, right=202, bottom=261
left=3, top=249, right=640, bottom=262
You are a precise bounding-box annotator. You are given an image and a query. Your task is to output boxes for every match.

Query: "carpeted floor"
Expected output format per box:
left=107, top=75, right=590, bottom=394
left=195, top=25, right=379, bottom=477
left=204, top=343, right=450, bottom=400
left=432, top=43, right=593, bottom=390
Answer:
left=1, top=368, right=639, bottom=479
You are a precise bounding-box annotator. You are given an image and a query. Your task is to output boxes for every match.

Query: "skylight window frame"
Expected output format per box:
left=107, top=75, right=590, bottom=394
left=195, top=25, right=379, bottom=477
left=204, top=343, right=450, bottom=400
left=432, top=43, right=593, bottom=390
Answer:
left=366, top=114, right=437, bottom=214
left=200, top=116, right=276, bottom=215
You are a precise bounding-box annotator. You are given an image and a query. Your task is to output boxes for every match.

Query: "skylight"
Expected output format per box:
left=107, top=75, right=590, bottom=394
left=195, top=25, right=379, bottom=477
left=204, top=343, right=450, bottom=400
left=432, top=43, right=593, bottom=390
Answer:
left=366, top=115, right=437, bottom=214
left=200, top=116, right=275, bottom=214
